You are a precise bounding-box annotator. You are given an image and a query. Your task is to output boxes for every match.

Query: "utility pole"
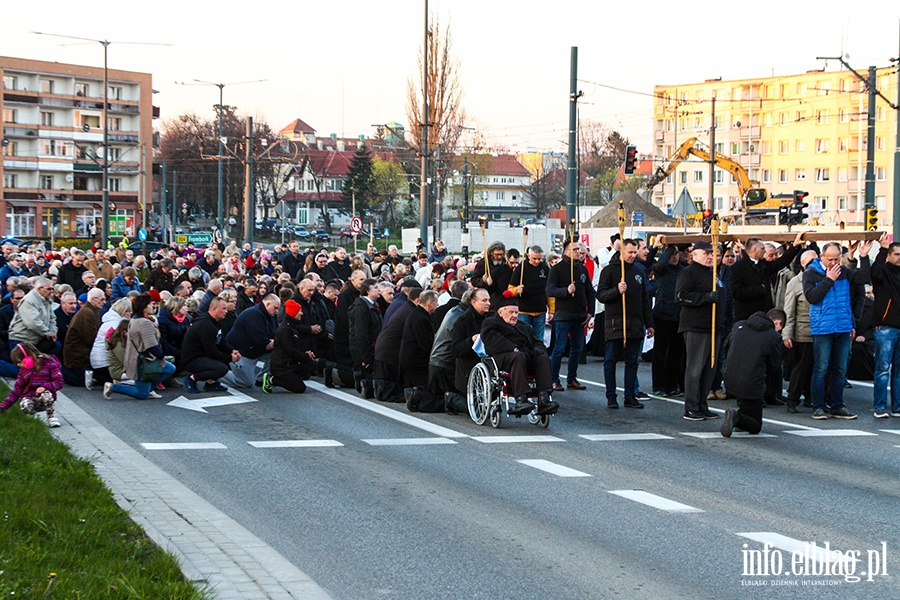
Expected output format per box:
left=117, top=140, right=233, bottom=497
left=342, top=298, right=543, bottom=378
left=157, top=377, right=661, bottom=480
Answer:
left=462, top=156, right=470, bottom=259
left=566, top=46, right=580, bottom=238
left=708, top=94, right=716, bottom=213
left=894, top=22, right=900, bottom=238
left=866, top=66, right=877, bottom=210
left=161, top=162, right=167, bottom=243
left=419, top=0, right=430, bottom=249
left=171, top=171, right=177, bottom=244
left=243, top=117, right=254, bottom=245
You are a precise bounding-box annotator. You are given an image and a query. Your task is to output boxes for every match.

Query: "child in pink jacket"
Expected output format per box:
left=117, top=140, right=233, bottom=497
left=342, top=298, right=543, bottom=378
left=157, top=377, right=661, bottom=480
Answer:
left=0, top=342, right=65, bottom=428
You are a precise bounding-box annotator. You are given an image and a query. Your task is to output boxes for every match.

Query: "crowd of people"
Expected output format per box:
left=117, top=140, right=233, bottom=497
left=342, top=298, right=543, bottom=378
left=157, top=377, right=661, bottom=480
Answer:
left=0, top=229, right=897, bottom=440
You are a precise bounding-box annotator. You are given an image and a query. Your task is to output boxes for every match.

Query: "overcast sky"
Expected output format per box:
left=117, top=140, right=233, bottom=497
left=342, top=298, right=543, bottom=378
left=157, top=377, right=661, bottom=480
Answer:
left=3, top=1, right=898, bottom=154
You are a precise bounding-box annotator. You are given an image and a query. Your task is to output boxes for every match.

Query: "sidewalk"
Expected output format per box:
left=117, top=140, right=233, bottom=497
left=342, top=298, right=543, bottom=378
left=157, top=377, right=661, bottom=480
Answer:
left=51, top=393, right=331, bottom=600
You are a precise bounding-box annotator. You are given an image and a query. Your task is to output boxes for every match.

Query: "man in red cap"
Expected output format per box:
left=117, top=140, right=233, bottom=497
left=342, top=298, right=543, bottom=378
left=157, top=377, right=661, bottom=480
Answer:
left=262, top=299, right=316, bottom=393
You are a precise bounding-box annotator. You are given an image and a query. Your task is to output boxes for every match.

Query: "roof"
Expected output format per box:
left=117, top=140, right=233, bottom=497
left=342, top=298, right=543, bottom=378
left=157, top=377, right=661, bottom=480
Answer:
left=280, top=118, right=316, bottom=136
left=282, top=190, right=342, bottom=203
left=583, top=191, right=677, bottom=227
left=447, top=153, right=531, bottom=177
left=301, top=148, right=399, bottom=179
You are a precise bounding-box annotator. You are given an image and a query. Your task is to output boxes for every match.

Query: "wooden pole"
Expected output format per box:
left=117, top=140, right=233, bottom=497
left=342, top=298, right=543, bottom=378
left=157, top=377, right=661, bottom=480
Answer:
left=479, top=216, right=490, bottom=280
left=519, top=226, right=528, bottom=287
left=569, top=218, right=576, bottom=295
left=617, top=199, right=627, bottom=347
left=710, top=218, right=719, bottom=368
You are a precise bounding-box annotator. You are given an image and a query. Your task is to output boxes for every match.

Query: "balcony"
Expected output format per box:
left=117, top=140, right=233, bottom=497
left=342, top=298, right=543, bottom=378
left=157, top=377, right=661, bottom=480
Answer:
left=2, top=126, right=39, bottom=138
left=738, top=153, right=761, bottom=167
left=739, top=126, right=761, bottom=139
left=3, top=92, right=39, bottom=105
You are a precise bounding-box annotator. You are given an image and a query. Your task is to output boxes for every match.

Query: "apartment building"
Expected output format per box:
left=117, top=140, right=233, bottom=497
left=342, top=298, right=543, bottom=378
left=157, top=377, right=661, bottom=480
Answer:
left=1, top=56, right=154, bottom=239
left=651, top=67, right=896, bottom=225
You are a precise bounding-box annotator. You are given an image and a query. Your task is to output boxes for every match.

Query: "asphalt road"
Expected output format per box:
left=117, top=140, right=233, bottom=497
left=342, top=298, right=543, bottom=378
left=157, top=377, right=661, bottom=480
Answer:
left=65, top=359, right=900, bottom=599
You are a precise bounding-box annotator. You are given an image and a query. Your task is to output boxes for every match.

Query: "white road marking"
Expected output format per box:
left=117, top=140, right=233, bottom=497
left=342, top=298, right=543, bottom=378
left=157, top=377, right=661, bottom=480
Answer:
left=608, top=490, right=703, bottom=513
left=784, top=429, right=878, bottom=437
left=736, top=532, right=855, bottom=567
left=141, top=442, right=227, bottom=450
left=517, top=459, right=591, bottom=477
left=879, top=430, right=900, bottom=435
left=580, top=433, right=674, bottom=441
left=471, top=435, right=565, bottom=444
left=306, top=381, right=469, bottom=438
left=167, top=387, right=258, bottom=413
left=680, top=432, right=777, bottom=439
left=847, top=379, right=874, bottom=388
left=362, top=437, right=458, bottom=446
left=248, top=440, right=344, bottom=448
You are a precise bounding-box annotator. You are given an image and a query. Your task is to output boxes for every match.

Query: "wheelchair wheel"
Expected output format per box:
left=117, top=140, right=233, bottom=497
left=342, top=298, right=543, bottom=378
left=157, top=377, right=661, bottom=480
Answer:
left=526, top=411, right=551, bottom=429
left=489, top=403, right=502, bottom=428
left=467, top=362, right=493, bottom=425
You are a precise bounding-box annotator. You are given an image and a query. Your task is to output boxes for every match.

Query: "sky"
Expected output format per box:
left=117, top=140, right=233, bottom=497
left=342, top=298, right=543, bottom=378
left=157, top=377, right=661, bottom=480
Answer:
left=3, top=1, right=898, bottom=155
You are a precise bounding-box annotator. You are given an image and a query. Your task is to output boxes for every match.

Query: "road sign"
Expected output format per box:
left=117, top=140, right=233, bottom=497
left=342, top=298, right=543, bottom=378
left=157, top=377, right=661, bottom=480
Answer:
left=137, top=228, right=147, bottom=241
left=182, top=203, right=188, bottom=209
left=350, top=216, right=363, bottom=234
left=632, top=211, right=644, bottom=224
left=175, top=233, right=213, bottom=245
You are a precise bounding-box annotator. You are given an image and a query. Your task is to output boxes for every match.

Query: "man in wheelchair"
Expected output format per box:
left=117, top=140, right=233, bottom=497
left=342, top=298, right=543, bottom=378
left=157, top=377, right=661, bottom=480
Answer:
left=481, top=292, right=559, bottom=416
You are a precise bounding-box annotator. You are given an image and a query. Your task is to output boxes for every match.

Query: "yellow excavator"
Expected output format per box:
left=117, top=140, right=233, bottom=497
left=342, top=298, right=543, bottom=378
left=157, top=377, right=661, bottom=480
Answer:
left=646, top=137, right=790, bottom=213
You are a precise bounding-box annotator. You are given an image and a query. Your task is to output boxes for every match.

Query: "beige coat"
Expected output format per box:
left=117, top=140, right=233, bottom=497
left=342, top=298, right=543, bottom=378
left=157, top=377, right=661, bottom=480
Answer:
left=782, top=272, right=812, bottom=343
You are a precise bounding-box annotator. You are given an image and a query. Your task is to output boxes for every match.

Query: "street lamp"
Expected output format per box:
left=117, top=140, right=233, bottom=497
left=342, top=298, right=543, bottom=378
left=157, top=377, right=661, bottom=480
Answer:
left=175, top=79, right=265, bottom=233
left=33, top=32, right=170, bottom=248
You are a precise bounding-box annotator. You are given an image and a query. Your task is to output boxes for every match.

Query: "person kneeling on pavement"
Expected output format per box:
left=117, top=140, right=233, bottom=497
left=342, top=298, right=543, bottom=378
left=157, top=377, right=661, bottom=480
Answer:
left=223, top=293, right=279, bottom=388
left=481, top=292, right=558, bottom=416
left=181, top=297, right=241, bottom=393
left=721, top=309, right=785, bottom=437
left=262, top=300, right=316, bottom=393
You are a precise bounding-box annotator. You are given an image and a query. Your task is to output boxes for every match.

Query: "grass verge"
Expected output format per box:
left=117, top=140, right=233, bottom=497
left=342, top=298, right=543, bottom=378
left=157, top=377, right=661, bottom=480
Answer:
left=0, top=382, right=209, bottom=598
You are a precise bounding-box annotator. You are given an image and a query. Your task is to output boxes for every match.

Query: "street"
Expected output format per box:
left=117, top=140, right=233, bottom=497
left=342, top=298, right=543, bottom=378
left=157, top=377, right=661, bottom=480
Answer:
left=64, top=359, right=900, bottom=599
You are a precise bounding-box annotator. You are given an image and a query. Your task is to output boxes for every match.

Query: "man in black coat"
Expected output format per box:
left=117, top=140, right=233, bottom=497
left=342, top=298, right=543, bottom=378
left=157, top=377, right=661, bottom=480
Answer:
left=348, top=279, right=383, bottom=398
left=730, top=233, right=804, bottom=322
left=450, top=287, right=491, bottom=397
left=282, top=241, right=305, bottom=281
left=596, top=239, right=655, bottom=409
left=58, top=250, right=89, bottom=291
left=224, top=294, right=279, bottom=387
left=145, top=258, right=175, bottom=294
left=470, top=241, right=506, bottom=297
left=721, top=309, right=785, bottom=437
left=432, top=279, right=467, bottom=330
left=372, top=287, right=421, bottom=402
left=181, top=297, right=240, bottom=392
left=400, top=290, right=439, bottom=410
left=546, top=240, right=595, bottom=391
left=481, top=294, right=558, bottom=416
left=330, top=270, right=366, bottom=386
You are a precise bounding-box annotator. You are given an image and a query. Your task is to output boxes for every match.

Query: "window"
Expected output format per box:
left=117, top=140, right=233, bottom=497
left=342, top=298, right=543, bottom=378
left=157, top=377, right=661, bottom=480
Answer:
left=795, top=110, right=806, bottom=122
left=731, top=142, right=739, bottom=155
left=838, top=137, right=848, bottom=152
left=816, top=110, right=829, bottom=124
left=75, top=208, right=102, bottom=237
left=838, top=196, right=848, bottom=210
left=761, top=141, right=771, bottom=155
left=840, top=79, right=850, bottom=93
left=795, top=169, right=806, bottom=181
left=2, top=108, right=17, bottom=123
left=815, top=168, right=830, bottom=182
left=40, top=79, right=54, bottom=94
left=839, top=108, right=849, bottom=123
left=796, top=82, right=807, bottom=94
left=306, top=180, right=314, bottom=191
left=778, top=169, right=788, bottom=183
left=109, top=178, right=121, bottom=192
left=695, top=90, right=704, bottom=102
left=779, top=84, right=788, bottom=98
left=693, top=170, right=704, bottom=183
left=715, top=116, right=724, bottom=129
left=876, top=137, right=886, bottom=151
left=40, top=175, right=53, bottom=189
left=779, top=140, right=789, bottom=154
left=107, top=117, right=122, bottom=131
left=877, top=167, right=886, bottom=181
left=762, top=169, right=771, bottom=183
left=41, top=111, right=53, bottom=126
left=6, top=206, right=35, bottom=237
left=495, top=191, right=505, bottom=200
left=764, top=113, right=772, bottom=127
left=680, top=172, right=687, bottom=184
left=779, top=112, right=788, bottom=126
left=108, top=147, right=121, bottom=161
left=877, top=106, right=887, bottom=121
left=81, top=114, right=101, bottom=129
left=1, top=141, right=17, bottom=157
left=3, top=75, right=18, bottom=90
left=713, top=171, right=724, bottom=184
left=3, top=174, right=18, bottom=188
left=838, top=167, right=848, bottom=182
left=815, top=138, right=829, bottom=153
left=108, top=86, right=122, bottom=100
left=795, top=139, right=806, bottom=152
left=815, top=196, right=828, bottom=211
left=75, top=82, right=89, bottom=97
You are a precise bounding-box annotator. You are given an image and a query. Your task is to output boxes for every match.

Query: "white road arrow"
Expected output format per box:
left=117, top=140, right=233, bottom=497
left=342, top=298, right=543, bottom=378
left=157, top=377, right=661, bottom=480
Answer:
left=166, top=387, right=258, bottom=413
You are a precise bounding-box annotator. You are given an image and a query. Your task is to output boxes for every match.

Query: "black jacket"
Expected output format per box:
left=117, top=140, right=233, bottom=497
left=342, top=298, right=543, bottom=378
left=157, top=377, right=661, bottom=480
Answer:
left=723, top=312, right=782, bottom=400
left=282, top=252, right=305, bottom=280
left=546, top=256, right=595, bottom=321
left=399, top=305, right=435, bottom=376
left=676, top=261, right=725, bottom=333
left=450, top=305, right=487, bottom=393
left=481, top=315, right=544, bottom=358
left=509, top=260, right=550, bottom=314
left=373, top=300, right=416, bottom=367
left=596, top=259, right=654, bottom=340
left=182, top=313, right=233, bottom=366
left=58, top=262, right=88, bottom=291
left=145, top=267, right=174, bottom=293
left=730, top=245, right=800, bottom=322
left=870, top=248, right=900, bottom=329
left=651, top=248, right=684, bottom=323
left=348, top=297, right=382, bottom=367
left=226, top=302, right=277, bottom=359
left=431, top=297, right=459, bottom=330
left=271, top=316, right=314, bottom=375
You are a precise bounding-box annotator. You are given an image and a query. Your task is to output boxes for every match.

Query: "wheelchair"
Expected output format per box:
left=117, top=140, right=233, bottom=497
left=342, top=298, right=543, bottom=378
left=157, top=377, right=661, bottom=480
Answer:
left=467, top=356, right=553, bottom=429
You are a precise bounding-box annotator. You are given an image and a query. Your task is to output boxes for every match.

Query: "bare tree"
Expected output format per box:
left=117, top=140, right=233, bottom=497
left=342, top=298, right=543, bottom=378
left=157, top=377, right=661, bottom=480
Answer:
left=405, top=18, right=467, bottom=157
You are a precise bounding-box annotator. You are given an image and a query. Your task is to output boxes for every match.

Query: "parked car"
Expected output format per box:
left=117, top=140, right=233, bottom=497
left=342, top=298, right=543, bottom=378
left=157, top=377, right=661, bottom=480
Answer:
left=314, top=229, right=330, bottom=243
left=294, top=226, right=311, bottom=240
left=339, top=227, right=352, bottom=238
left=360, top=228, right=383, bottom=239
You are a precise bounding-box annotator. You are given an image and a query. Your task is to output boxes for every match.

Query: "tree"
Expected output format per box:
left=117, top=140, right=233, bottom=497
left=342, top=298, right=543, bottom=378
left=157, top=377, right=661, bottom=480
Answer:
left=371, top=156, right=410, bottom=229
left=342, top=144, right=377, bottom=217
left=528, top=166, right=567, bottom=218
left=405, top=18, right=467, bottom=156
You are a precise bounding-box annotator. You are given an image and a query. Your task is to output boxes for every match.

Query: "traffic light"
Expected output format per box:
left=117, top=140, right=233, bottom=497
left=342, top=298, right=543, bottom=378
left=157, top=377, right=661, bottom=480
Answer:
left=701, top=209, right=714, bottom=233
left=789, top=190, right=809, bottom=226
left=779, top=205, right=790, bottom=225
left=794, top=190, right=808, bottom=205
left=866, top=207, right=879, bottom=230
left=624, top=145, right=638, bottom=175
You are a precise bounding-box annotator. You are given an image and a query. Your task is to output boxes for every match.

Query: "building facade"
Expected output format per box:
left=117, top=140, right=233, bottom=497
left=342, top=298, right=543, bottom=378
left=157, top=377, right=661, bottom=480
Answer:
left=651, top=67, right=896, bottom=226
left=446, top=153, right=533, bottom=222
left=1, top=56, right=154, bottom=239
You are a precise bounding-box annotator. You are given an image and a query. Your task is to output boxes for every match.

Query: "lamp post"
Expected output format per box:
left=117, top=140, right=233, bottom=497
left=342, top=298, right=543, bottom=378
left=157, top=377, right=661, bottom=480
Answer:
left=175, top=79, right=265, bottom=233
left=33, top=32, right=170, bottom=248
